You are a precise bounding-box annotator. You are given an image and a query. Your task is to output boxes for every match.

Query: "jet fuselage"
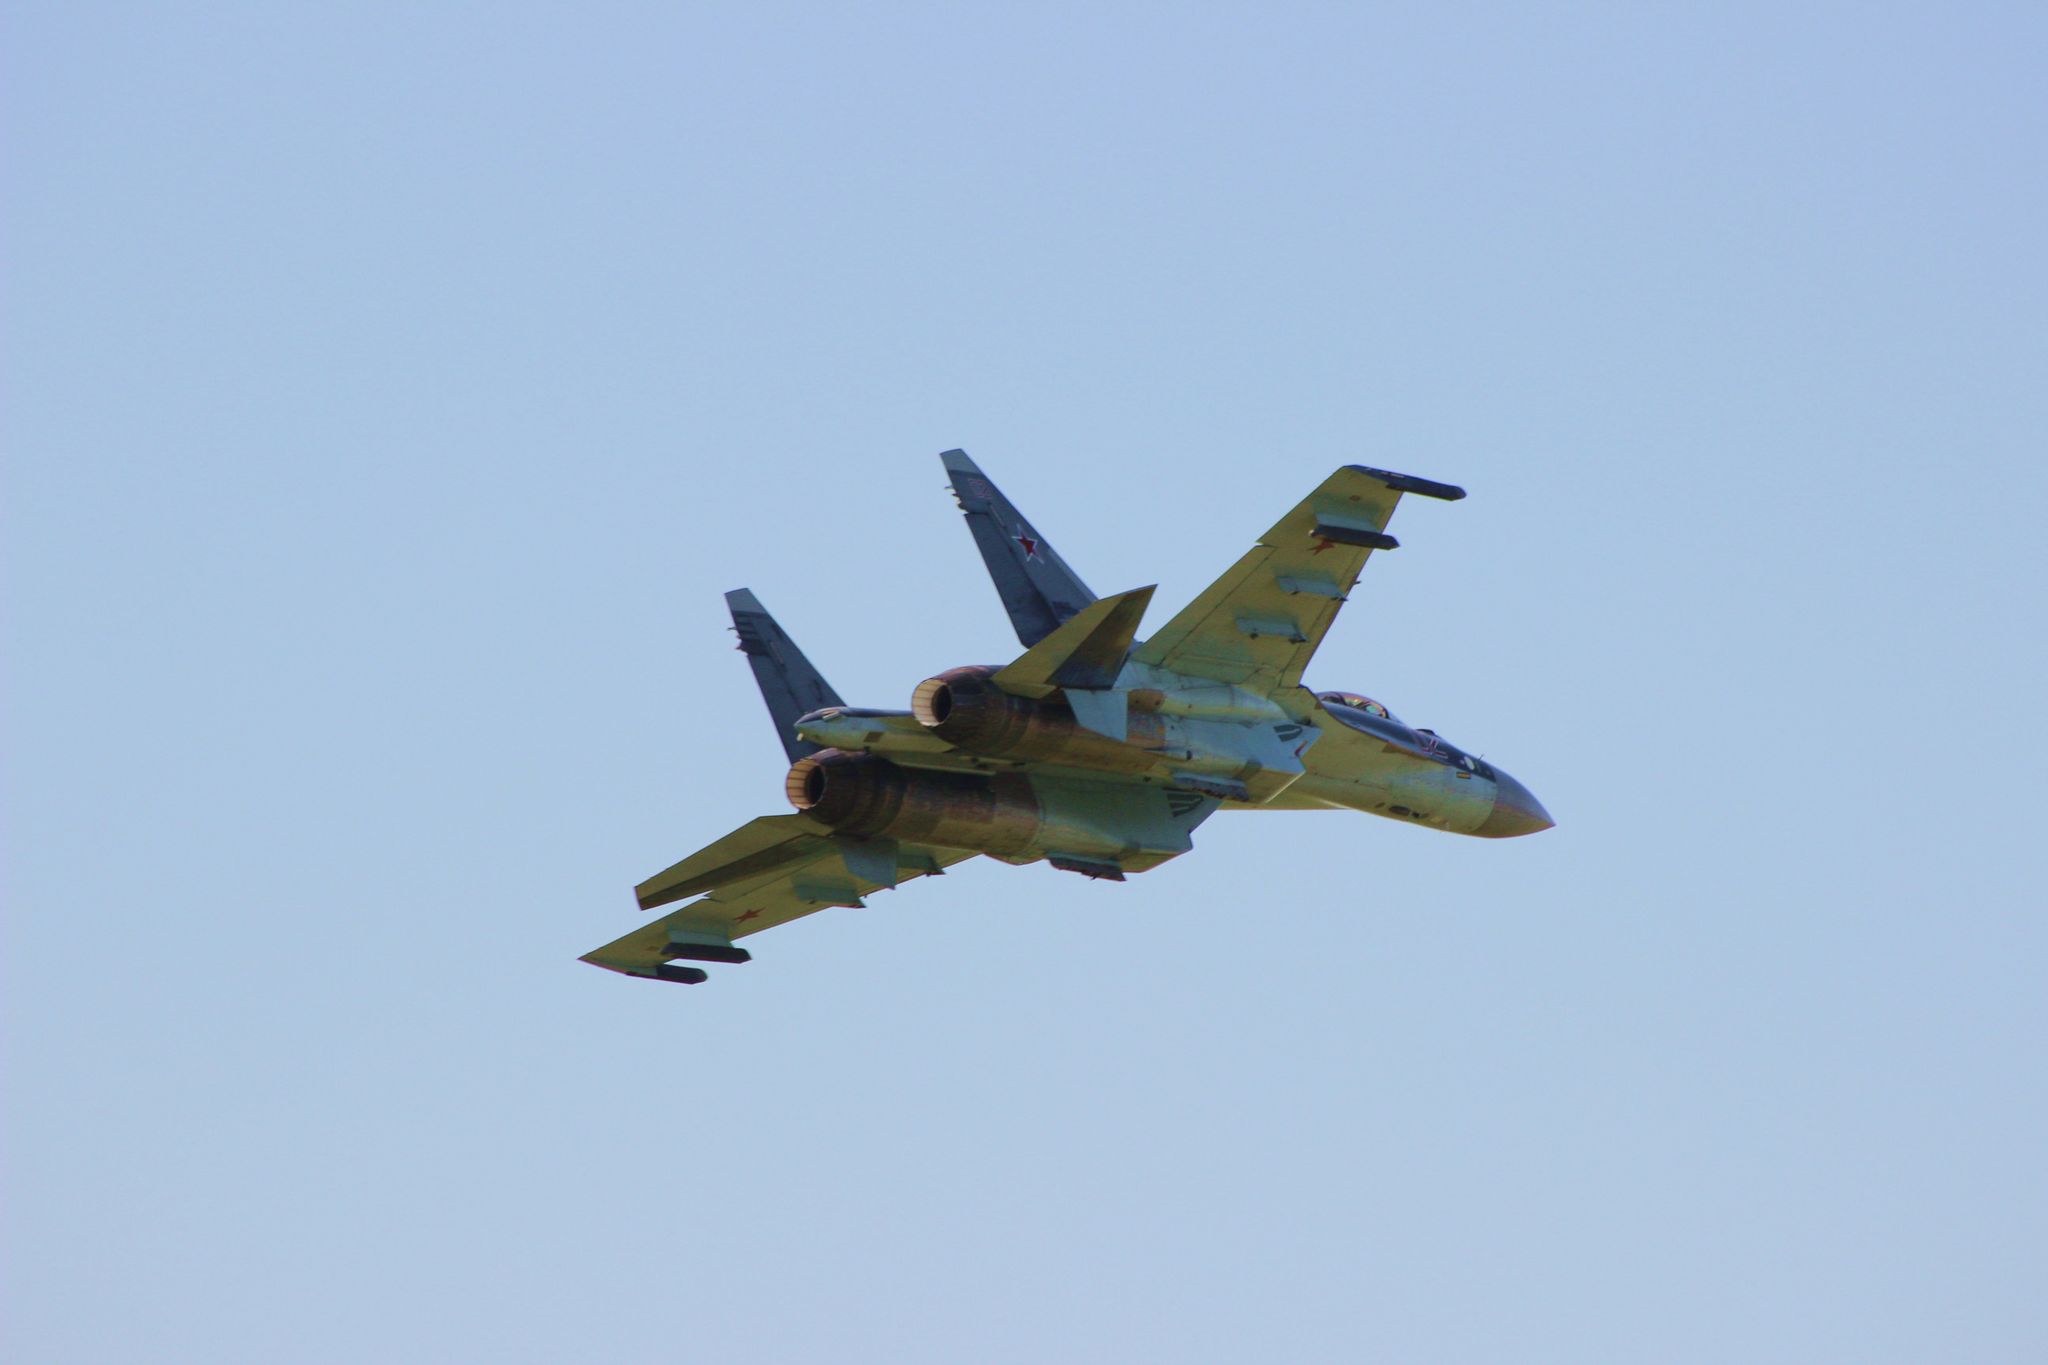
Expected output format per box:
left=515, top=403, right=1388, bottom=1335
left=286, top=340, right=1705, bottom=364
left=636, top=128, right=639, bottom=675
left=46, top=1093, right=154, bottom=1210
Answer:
left=581, top=452, right=1552, bottom=987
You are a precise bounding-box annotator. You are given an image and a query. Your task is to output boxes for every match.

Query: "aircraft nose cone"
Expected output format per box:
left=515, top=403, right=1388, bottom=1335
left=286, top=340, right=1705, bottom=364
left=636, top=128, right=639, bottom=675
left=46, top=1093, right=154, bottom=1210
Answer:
left=1477, top=769, right=1554, bottom=838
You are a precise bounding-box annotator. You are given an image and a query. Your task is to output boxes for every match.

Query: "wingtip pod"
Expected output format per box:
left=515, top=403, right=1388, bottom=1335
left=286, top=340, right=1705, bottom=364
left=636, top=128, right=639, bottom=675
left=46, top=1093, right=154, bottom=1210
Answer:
left=579, top=929, right=752, bottom=985
left=1346, top=465, right=1467, bottom=501
left=577, top=952, right=710, bottom=986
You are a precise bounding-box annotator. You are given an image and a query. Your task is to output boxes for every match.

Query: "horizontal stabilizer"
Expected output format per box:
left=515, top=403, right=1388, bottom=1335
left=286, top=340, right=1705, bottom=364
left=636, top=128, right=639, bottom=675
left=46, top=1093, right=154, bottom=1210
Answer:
left=727, top=589, right=843, bottom=763
left=634, top=813, right=827, bottom=911
left=942, top=449, right=1096, bottom=647
left=992, top=585, right=1154, bottom=697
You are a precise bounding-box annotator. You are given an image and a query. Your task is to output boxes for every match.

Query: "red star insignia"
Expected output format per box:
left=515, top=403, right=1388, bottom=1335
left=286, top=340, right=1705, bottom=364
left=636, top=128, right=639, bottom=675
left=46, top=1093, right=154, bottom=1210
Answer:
left=1308, top=537, right=1339, bottom=555
left=1014, top=526, right=1040, bottom=559
left=735, top=908, right=762, bottom=923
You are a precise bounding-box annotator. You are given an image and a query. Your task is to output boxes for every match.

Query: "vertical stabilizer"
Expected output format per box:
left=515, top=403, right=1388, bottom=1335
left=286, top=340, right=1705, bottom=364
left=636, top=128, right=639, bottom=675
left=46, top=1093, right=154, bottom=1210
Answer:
left=940, top=449, right=1096, bottom=647
left=725, top=589, right=843, bottom=763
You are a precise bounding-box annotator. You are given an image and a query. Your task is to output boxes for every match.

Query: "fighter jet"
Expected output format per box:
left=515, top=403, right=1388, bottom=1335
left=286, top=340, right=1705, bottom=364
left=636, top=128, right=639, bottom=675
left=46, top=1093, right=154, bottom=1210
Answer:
left=582, top=451, right=1552, bottom=985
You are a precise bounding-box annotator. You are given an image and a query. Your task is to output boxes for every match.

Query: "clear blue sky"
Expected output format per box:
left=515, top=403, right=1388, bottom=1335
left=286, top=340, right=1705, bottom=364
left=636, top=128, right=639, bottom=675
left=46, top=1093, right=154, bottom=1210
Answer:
left=6, top=4, right=2044, bottom=1361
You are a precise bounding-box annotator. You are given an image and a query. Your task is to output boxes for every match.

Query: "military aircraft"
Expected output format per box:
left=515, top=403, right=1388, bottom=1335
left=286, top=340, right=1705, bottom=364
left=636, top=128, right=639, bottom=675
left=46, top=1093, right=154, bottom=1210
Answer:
left=582, top=451, right=1552, bottom=985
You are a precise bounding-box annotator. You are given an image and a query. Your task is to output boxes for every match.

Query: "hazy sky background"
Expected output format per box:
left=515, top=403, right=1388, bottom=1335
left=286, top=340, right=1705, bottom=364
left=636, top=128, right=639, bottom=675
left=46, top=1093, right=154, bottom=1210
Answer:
left=7, top=4, right=2045, bottom=1361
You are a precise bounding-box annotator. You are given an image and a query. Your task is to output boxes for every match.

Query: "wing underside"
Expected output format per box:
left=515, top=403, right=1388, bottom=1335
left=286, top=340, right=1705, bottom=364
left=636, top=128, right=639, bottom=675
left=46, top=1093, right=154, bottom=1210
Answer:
left=1132, top=465, right=1463, bottom=695
left=583, top=815, right=976, bottom=983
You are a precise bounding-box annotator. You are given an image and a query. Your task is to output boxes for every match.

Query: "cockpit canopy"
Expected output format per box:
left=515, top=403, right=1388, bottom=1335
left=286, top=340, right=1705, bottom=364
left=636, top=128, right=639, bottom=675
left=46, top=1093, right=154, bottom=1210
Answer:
left=1317, top=691, right=1401, bottom=724
left=1317, top=689, right=1494, bottom=779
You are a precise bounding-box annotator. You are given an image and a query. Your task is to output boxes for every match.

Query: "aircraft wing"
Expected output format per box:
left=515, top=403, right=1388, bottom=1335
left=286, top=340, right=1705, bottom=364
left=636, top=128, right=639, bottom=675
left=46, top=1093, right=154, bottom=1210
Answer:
left=582, top=814, right=976, bottom=983
left=1131, top=465, right=1464, bottom=696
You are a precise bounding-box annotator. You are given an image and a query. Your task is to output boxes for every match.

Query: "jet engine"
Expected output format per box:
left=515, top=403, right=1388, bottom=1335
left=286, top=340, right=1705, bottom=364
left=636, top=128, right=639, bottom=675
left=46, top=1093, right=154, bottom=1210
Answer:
left=909, top=666, right=1157, bottom=771
left=784, top=747, right=1196, bottom=872
left=785, top=747, right=1042, bottom=854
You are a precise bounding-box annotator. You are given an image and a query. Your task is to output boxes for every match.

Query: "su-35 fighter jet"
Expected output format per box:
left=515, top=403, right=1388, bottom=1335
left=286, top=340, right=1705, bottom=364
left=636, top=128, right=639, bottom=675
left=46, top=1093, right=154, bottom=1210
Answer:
left=582, top=451, right=1553, bottom=985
